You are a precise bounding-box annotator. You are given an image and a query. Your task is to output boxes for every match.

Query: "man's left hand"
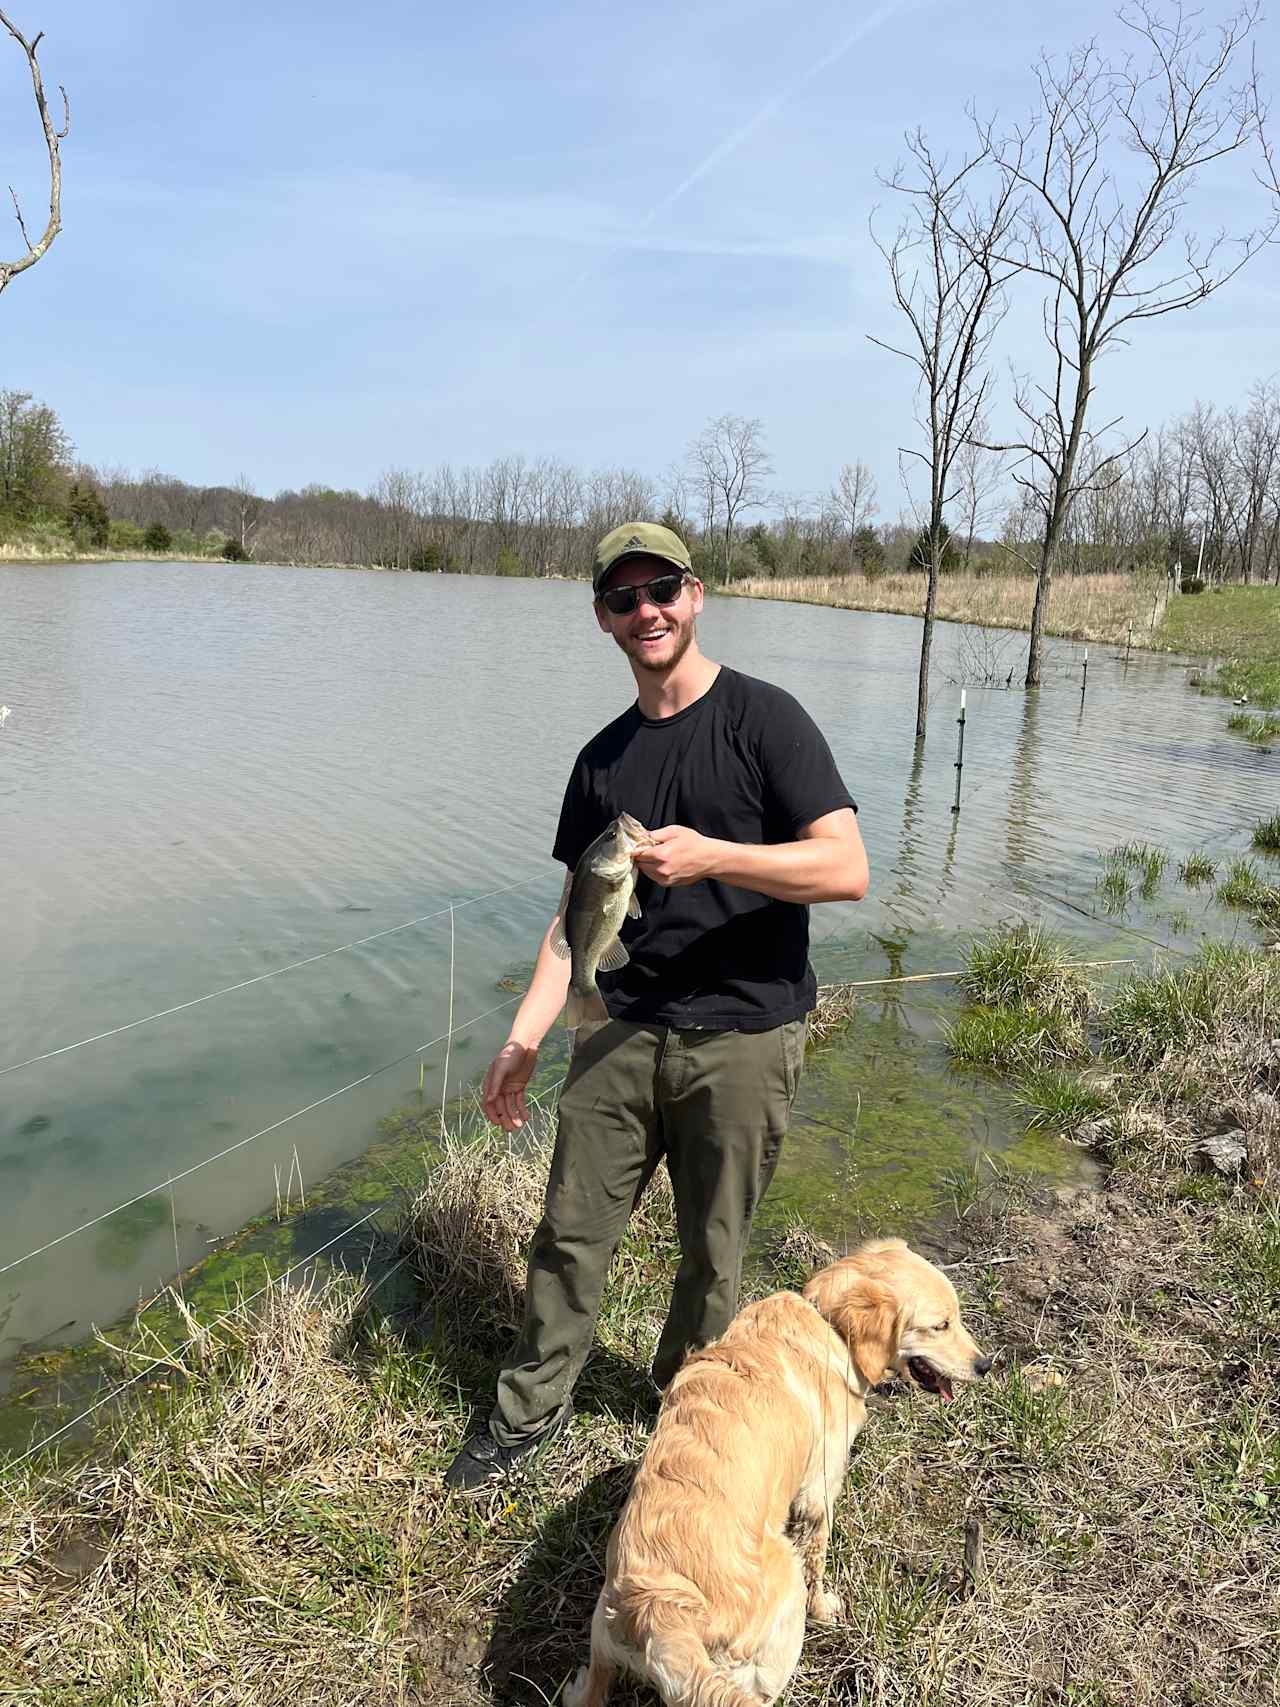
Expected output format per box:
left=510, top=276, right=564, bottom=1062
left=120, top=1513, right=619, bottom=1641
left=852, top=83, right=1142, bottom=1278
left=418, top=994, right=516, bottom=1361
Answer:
left=633, top=825, right=722, bottom=888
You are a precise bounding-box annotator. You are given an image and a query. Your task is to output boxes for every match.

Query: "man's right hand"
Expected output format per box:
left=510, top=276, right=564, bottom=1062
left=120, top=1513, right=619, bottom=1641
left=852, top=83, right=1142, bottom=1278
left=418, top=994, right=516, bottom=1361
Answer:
left=482, top=1040, right=539, bottom=1132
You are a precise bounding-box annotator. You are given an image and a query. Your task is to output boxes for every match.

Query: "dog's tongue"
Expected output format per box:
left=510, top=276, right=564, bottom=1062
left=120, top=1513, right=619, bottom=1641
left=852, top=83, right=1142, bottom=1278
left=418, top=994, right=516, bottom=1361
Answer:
left=939, top=1376, right=955, bottom=1403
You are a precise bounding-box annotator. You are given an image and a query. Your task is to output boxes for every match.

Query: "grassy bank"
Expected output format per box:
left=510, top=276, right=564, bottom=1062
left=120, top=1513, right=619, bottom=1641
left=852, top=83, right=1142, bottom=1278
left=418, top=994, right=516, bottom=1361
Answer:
left=1154, top=586, right=1280, bottom=748
left=2, top=947, right=1277, bottom=1705
left=723, top=569, right=1163, bottom=646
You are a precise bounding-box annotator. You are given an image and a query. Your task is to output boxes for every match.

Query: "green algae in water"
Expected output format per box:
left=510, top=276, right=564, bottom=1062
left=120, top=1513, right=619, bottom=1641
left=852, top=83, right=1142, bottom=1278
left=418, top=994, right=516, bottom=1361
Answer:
left=93, top=1196, right=169, bottom=1272
left=757, top=989, right=1091, bottom=1249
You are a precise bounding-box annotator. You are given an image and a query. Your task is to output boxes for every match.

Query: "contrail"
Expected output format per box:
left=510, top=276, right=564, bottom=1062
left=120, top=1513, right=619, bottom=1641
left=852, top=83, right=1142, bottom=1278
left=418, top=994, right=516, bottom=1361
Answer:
left=639, top=0, right=924, bottom=229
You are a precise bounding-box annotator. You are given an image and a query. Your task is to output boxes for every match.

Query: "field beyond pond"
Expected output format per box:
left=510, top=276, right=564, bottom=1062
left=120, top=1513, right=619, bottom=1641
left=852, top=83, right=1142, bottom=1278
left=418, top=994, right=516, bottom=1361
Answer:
left=3, top=940, right=1277, bottom=1707
left=726, top=569, right=1164, bottom=646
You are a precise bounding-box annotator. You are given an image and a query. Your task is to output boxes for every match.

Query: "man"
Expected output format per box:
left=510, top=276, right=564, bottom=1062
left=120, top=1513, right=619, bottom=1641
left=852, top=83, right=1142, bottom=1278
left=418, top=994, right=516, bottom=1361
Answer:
left=444, top=520, right=867, bottom=1492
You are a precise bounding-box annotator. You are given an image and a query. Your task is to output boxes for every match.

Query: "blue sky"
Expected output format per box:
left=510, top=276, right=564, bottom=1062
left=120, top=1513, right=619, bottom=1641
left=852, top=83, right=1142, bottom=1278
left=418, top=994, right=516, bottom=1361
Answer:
left=1, top=0, right=1276, bottom=515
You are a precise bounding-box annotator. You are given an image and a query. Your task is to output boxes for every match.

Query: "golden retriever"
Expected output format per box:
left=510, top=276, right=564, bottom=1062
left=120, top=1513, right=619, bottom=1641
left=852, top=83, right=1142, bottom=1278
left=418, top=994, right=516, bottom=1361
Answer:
left=565, top=1237, right=991, bottom=1707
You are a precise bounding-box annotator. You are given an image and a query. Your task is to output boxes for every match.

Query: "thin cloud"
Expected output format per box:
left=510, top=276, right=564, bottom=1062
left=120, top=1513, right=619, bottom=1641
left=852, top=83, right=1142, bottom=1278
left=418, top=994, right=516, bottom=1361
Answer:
left=639, top=0, right=929, bottom=227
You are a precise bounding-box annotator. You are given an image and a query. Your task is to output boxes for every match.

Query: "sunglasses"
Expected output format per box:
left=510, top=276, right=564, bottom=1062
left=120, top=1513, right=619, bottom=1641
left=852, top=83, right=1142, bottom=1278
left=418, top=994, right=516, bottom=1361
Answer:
left=598, top=572, right=690, bottom=616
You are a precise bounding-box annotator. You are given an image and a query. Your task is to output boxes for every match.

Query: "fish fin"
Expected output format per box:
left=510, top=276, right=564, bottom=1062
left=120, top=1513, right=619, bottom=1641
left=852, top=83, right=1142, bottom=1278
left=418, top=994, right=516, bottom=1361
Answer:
left=596, top=936, right=630, bottom=971
left=565, top=985, right=608, bottom=1032
left=626, top=892, right=642, bottom=920
left=549, top=869, right=574, bottom=961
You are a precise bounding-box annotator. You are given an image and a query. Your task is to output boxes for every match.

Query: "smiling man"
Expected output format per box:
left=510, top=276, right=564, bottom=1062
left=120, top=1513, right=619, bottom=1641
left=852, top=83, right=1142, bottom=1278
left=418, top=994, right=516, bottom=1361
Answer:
left=445, top=520, right=868, bottom=1492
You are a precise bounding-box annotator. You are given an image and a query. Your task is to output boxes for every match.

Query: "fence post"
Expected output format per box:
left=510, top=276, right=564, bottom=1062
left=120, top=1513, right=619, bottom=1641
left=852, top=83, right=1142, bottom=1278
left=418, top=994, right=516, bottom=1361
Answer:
left=951, top=689, right=966, bottom=816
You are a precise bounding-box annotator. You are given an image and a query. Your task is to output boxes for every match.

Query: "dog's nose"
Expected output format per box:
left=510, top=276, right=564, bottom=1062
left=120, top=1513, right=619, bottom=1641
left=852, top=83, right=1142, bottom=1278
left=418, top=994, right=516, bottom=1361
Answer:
left=973, top=1354, right=994, bottom=1377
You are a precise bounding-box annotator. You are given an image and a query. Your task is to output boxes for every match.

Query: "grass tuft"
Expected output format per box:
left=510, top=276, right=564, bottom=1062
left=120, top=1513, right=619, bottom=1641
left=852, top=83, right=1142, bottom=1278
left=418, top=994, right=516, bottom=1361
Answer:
left=946, top=1005, right=1085, bottom=1072
left=1098, top=864, right=1133, bottom=910
left=959, top=924, right=1092, bottom=1023
left=807, top=982, right=859, bottom=1050
left=1016, top=1068, right=1112, bottom=1133
left=1107, top=840, right=1168, bottom=897
left=1251, top=813, right=1280, bottom=854
left=1215, top=860, right=1280, bottom=927
left=1179, top=852, right=1217, bottom=888
left=1227, top=711, right=1280, bottom=744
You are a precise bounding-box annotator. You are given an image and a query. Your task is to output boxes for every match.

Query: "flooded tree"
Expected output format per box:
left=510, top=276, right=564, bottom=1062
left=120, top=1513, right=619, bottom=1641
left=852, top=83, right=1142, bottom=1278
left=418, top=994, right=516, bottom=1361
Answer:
left=870, top=130, right=1018, bottom=742
left=977, top=3, right=1274, bottom=686
left=0, top=10, right=67, bottom=297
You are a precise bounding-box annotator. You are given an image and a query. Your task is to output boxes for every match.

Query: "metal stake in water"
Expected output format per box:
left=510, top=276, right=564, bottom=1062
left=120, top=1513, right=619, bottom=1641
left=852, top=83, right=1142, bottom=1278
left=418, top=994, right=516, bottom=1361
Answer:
left=1125, top=622, right=1133, bottom=664
left=1081, top=647, right=1088, bottom=697
left=951, top=688, right=966, bottom=815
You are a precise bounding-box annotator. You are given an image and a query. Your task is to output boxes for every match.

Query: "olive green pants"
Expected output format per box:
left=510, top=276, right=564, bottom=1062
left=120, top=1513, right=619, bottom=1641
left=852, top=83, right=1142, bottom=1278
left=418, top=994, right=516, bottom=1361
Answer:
left=490, top=1017, right=806, bottom=1446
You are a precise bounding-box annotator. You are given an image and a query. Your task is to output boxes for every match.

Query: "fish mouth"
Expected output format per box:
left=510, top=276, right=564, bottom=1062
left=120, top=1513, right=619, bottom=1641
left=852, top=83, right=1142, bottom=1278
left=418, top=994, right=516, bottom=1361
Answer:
left=906, top=1357, right=955, bottom=1403
left=616, top=812, right=651, bottom=844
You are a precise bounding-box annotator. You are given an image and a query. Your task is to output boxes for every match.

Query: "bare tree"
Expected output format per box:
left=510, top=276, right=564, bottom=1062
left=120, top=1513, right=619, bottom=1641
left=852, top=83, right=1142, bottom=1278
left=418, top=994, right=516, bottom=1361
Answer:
left=870, top=129, right=1019, bottom=741
left=827, top=461, right=879, bottom=569
left=0, top=10, right=67, bottom=296
left=687, top=415, right=772, bottom=582
left=976, top=3, right=1274, bottom=685
left=231, top=474, right=263, bottom=555
left=951, top=428, right=1006, bottom=569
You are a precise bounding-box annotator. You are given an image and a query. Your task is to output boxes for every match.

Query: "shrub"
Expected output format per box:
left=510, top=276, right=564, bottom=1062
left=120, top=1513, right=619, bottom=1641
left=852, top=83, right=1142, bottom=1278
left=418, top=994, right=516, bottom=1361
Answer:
left=852, top=525, right=885, bottom=578
left=66, top=480, right=110, bottom=547
left=409, top=542, right=444, bottom=572
left=143, top=522, right=172, bottom=552
left=107, top=519, right=146, bottom=552
left=908, top=521, right=958, bottom=573
left=221, top=537, right=249, bottom=562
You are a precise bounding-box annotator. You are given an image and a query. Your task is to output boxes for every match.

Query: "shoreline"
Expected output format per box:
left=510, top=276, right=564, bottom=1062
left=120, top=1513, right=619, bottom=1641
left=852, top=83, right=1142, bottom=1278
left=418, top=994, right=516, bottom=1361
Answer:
left=3, top=937, right=1275, bottom=1705
left=3, top=549, right=1180, bottom=653
left=9, top=553, right=1274, bottom=680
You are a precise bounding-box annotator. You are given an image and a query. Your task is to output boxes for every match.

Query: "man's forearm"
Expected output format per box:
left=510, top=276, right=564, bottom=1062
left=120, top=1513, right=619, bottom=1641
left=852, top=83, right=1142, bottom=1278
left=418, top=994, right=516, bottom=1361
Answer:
left=506, top=923, right=573, bottom=1049
left=706, top=836, right=868, bottom=904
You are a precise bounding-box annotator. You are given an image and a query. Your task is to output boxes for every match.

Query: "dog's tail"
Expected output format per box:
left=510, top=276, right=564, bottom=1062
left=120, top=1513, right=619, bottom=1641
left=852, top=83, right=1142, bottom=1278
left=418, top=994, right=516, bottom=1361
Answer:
left=628, top=1589, right=759, bottom=1707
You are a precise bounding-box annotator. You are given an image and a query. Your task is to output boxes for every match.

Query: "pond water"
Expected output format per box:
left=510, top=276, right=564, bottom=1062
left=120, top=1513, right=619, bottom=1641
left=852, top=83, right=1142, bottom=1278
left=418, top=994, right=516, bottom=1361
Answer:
left=1, top=562, right=1272, bottom=1379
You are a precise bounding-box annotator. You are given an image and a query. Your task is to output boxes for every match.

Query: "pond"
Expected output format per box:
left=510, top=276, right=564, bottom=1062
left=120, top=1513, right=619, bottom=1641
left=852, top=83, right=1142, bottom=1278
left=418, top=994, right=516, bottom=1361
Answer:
left=0, top=561, right=1271, bottom=1383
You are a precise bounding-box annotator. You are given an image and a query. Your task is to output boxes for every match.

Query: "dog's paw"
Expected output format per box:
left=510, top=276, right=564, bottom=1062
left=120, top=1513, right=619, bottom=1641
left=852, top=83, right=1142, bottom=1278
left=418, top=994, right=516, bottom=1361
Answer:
left=808, top=1587, right=843, bottom=1625
left=563, top=1668, right=589, bottom=1707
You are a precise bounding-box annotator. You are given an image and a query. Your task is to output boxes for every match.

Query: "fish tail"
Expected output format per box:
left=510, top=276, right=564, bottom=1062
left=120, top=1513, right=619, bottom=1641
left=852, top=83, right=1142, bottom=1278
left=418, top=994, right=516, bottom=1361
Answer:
left=565, top=984, right=608, bottom=1033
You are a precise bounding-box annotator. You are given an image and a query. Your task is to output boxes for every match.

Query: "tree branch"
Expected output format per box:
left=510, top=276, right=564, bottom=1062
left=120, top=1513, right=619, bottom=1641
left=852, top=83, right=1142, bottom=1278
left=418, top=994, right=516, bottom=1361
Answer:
left=0, top=8, right=67, bottom=295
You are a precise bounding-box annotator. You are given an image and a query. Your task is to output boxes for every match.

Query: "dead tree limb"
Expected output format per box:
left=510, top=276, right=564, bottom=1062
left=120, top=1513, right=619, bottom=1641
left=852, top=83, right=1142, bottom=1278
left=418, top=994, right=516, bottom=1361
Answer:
left=0, top=8, right=68, bottom=296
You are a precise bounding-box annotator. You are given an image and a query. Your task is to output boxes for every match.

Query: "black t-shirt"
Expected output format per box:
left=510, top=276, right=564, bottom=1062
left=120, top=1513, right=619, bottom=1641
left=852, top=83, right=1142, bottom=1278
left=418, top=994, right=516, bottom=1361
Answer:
left=552, top=666, right=856, bottom=1032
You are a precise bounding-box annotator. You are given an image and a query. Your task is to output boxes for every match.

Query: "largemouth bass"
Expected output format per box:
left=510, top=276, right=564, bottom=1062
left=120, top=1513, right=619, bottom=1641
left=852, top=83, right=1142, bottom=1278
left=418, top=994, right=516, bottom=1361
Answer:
left=553, top=813, right=651, bottom=1032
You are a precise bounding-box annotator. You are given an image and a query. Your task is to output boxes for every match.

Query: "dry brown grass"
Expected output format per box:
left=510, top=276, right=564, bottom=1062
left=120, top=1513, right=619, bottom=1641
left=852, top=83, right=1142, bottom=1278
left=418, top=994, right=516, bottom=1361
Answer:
left=726, top=569, right=1165, bottom=645
left=0, top=1275, right=450, bottom=1705
left=806, top=981, right=859, bottom=1049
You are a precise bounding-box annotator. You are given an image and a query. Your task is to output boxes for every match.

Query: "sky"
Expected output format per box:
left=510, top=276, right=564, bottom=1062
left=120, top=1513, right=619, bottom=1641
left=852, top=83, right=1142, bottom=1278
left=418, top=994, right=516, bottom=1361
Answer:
left=1, top=0, right=1277, bottom=518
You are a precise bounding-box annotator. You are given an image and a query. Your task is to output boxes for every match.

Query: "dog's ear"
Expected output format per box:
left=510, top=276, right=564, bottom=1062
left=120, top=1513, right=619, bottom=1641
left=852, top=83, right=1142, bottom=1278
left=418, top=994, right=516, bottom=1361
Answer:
left=820, top=1278, right=906, bottom=1388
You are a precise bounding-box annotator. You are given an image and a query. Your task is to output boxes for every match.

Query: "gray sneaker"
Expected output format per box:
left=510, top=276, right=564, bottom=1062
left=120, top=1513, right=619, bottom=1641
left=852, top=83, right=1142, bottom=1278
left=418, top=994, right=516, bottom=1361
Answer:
left=443, top=1401, right=573, bottom=1494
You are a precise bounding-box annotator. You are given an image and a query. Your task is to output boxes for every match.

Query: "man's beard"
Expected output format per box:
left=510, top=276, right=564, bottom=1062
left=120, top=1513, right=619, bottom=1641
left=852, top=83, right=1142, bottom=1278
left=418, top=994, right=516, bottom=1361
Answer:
left=618, top=616, right=695, bottom=673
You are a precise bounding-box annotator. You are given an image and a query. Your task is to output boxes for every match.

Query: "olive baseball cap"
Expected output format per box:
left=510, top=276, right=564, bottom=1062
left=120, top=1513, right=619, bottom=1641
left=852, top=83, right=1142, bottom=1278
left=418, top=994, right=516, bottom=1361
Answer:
left=592, top=521, right=693, bottom=596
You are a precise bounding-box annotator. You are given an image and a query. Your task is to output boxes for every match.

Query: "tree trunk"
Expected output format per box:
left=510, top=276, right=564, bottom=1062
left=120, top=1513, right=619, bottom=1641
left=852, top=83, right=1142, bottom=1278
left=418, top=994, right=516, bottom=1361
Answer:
left=1025, top=546, right=1051, bottom=688
left=916, top=522, right=942, bottom=742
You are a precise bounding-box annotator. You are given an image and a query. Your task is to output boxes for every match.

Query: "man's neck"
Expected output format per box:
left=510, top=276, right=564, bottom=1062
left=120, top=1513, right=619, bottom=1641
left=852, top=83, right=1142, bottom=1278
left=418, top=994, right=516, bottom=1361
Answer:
left=632, top=648, right=721, bottom=720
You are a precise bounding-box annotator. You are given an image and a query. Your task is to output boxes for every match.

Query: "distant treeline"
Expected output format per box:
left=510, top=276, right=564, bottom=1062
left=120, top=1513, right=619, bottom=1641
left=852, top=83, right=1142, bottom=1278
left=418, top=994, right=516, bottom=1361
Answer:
left=2, top=388, right=1278, bottom=585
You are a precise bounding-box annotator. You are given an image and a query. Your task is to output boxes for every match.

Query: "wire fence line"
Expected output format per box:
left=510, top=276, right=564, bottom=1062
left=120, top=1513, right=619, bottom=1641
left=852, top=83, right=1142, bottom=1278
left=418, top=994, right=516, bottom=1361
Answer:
left=0, top=871, right=549, bottom=1081
left=0, top=993, right=521, bottom=1279
left=4, top=1205, right=397, bottom=1471
left=0, top=937, right=1173, bottom=1285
